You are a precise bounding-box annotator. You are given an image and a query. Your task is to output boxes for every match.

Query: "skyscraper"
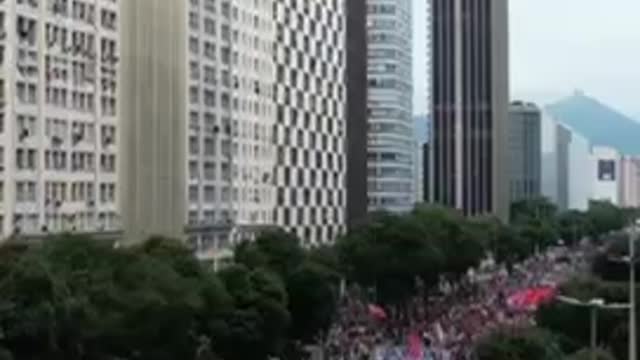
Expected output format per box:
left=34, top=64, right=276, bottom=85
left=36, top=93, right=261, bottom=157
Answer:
left=366, top=0, right=414, bottom=213
left=413, top=115, right=430, bottom=204
left=345, top=0, right=368, bottom=230
left=272, top=0, right=347, bottom=245
left=121, top=0, right=348, bottom=258
left=509, top=101, right=541, bottom=202
left=122, top=0, right=277, bottom=261
left=429, top=0, right=510, bottom=220
left=1, top=0, right=120, bottom=238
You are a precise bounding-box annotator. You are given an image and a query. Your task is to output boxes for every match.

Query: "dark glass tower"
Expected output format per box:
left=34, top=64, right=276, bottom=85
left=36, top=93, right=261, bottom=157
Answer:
left=346, top=0, right=368, bottom=229
left=429, top=0, right=510, bottom=220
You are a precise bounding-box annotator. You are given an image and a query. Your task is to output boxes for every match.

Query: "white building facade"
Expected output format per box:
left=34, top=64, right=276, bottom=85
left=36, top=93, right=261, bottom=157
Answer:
left=566, top=128, right=593, bottom=211
left=619, top=156, right=640, bottom=208
left=366, top=0, right=414, bottom=213
left=590, top=146, right=620, bottom=205
left=1, top=0, right=120, bottom=238
left=121, top=0, right=347, bottom=258
left=185, top=0, right=278, bottom=255
left=272, top=0, right=347, bottom=245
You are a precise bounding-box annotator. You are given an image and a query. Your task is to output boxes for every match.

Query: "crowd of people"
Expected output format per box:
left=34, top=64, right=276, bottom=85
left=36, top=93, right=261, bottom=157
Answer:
left=323, top=245, right=590, bottom=360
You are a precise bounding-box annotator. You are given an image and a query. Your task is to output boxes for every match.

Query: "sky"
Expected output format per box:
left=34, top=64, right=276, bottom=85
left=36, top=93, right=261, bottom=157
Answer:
left=413, top=0, right=640, bottom=119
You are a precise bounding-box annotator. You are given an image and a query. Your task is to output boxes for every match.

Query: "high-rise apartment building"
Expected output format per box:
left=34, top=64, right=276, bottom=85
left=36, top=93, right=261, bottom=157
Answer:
left=509, top=101, right=541, bottom=202
left=555, top=123, right=592, bottom=211
left=122, top=0, right=278, bottom=260
left=121, top=0, right=348, bottom=256
left=429, top=0, right=510, bottom=220
left=272, top=0, right=347, bottom=245
left=345, top=0, right=368, bottom=230
left=366, top=0, right=414, bottom=213
left=0, top=0, right=120, bottom=238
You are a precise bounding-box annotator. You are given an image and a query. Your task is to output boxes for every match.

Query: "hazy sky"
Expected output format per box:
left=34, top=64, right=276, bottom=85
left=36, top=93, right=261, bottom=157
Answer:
left=413, top=0, right=640, bottom=118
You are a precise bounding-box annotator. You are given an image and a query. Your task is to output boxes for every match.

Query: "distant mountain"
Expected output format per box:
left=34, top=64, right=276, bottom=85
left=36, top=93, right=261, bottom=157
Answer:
left=413, top=114, right=430, bottom=145
left=546, top=91, right=640, bottom=155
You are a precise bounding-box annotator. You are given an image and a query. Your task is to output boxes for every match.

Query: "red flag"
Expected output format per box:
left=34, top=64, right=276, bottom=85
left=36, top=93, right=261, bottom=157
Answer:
left=508, top=286, right=556, bottom=310
left=368, top=304, right=387, bottom=320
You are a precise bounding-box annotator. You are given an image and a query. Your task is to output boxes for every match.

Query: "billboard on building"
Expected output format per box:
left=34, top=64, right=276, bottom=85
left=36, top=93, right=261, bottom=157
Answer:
left=598, top=160, right=616, bottom=181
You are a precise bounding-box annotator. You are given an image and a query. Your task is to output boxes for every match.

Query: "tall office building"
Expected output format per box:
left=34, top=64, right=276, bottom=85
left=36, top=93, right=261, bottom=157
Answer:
left=0, top=0, right=120, bottom=238
left=122, top=0, right=278, bottom=261
left=345, top=0, right=368, bottom=230
left=272, top=0, right=347, bottom=245
left=555, top=123, right=592, bottom=211
left=413, top=115, right=430, bottom=204
left=366, top=0, right=414, bottom=213
left=509, top=101, right=541, bottom=202
left=121, top=0, right=347, bottom=255
left=429, top=0, right=510, bottom=220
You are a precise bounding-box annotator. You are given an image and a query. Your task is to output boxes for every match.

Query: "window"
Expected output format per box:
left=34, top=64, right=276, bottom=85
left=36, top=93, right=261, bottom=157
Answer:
left=204, top=186, right=215, bottom=202
left=189, top=186, right=199, bottom=202
left=189, top=86, right=199, bottom=104
left=189, top=12, right=199, bottom=30
left=189, top=37, right=199, bottom=54
left=189, top=136, right=199, bottom=155
left=16, top=181, right=36, bottom=203
left=204, top=89, right=215, bottom=107
left=204, top=18, right=216, bottom=35
left=204, top=162, right=215, bottom=180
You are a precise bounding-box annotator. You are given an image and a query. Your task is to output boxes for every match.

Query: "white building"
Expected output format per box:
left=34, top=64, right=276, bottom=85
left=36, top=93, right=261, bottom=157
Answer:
left=122, top=0, right=277, bottom=262
left=619, top=156, right=640, bottom=208
left=554, top=124, right=633, bottom=211
left=185, top=0, right=278, bottom=252
left=272, top=0, right=347, bottom=245
left=121, top=0, right=347, bottom=259
left=0, top=0, right=120, bottom=239
left=590, top=146, right=620, bottom=205
left=366, top=0, right=414, bottom=213
left=556, top=123, right=592, bottom=211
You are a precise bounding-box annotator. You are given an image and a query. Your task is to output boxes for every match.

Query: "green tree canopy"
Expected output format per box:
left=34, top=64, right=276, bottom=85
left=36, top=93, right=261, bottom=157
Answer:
left=233, top=230, right=340, bottom=344
left=566, top=348, right=617, bottom=360
left=474, top=327, right=564, bottom=360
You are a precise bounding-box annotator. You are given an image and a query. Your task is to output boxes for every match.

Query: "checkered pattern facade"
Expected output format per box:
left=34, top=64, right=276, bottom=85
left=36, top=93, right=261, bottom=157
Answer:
left=273, top=0, right=347, bottom=245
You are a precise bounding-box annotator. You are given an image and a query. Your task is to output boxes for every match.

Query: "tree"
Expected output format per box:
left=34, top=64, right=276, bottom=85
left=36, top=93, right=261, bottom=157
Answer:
left=536, top=278, right=632, bottom=360
left=337, top=209, right=446, bottom=304
left=566, top=348, right=617, bottom=360
left=509, top=197, right=560, bottom=255
left=587, top=201, right=625, bottom=239
left=215, top=265, right=290, bottom=360
left=0, top=348, right=12, bottom=360
left=591, top=232, right=640, bottom=282
left=0, top=235, right=238, bottom=360
left=474, top=327, right=564, bottom=360
left=235, top=230, right=305, bottom=277
left=235, top=230, right=339, bottom=344
left=557, top=210, right=591, bottom=245
left=511, top=197, right=558, bottom=225
left=287, top=261, right=338, bottom=342
left=413, top=206, right=486, bottom=278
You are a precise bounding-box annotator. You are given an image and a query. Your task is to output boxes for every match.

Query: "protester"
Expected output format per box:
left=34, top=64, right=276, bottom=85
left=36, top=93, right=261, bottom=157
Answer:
left=324, top=245, right=589, bottom=359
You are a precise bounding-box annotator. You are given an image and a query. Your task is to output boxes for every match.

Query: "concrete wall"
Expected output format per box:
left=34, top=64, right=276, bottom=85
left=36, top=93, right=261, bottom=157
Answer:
left=119, top=0, right=188, bottom=242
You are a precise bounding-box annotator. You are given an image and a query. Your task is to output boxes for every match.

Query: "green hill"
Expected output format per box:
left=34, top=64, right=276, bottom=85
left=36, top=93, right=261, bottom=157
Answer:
left=546, top=91, right=640, bottom=155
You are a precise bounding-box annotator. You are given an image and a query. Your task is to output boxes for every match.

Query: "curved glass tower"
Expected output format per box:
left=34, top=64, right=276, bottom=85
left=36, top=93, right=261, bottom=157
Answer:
left=366, top=0, right=414, bottom=213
